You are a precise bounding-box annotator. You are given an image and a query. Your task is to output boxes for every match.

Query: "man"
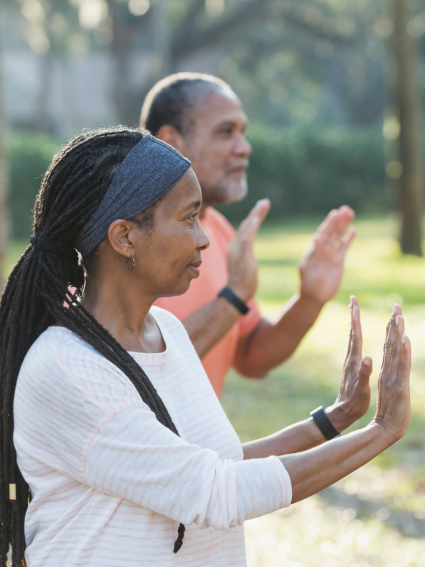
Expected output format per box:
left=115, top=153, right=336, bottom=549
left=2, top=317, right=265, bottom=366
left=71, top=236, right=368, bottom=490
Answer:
left=140, top=72, right=355, bottom=398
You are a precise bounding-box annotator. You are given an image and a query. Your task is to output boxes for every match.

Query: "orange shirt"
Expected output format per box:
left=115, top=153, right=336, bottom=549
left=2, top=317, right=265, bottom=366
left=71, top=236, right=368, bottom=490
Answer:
left=155, top=207, right=262, bottom=397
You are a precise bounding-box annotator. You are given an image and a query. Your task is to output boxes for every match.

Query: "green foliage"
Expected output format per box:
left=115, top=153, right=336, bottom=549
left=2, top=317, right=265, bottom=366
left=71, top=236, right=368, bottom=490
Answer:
left=4, top=132, right=59, bottom=238
left=4, top=127, right=389, bottom=238
left=218, top=126, right=389, bottom=222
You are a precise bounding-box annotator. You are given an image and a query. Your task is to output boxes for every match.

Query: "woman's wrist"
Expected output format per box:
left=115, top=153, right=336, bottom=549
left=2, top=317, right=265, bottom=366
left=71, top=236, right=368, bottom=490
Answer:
left=369, top=419, right=403, bottom=445
left=324, top=404, right=356, bottom=433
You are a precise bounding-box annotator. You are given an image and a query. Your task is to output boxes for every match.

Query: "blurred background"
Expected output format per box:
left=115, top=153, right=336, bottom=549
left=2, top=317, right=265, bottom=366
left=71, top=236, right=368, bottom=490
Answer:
left=2, top=1, right=425, bottom=566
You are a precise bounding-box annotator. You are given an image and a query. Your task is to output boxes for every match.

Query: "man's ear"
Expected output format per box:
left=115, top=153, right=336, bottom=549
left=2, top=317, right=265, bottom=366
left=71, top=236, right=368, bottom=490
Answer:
left=157, top=125, right=186, bottom=155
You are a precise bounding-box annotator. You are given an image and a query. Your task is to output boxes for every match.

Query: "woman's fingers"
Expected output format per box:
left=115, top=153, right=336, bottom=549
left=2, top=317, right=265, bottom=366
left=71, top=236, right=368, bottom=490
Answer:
left=379, top=313, right=405, bottom=396
left=374, top=311, right=411, bottom=441
left=399, top=333, right=411, bottom=386
left=344, top=301, right=354, bottom=366
left=344, top=296, right=362, bottom=367
left=381, top=305, right=401, bottom=371
left=391, top=315, right=405, bottom=370
left=351, top=299, right=362, bottom=360
left=358, top=356, right=373, bottom=383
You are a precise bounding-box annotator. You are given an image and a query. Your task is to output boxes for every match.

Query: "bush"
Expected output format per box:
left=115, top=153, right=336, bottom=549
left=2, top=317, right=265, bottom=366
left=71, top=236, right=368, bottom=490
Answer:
left=217, top=125, right=388, bottom=223
left=4, top=132, right=59, bottom=238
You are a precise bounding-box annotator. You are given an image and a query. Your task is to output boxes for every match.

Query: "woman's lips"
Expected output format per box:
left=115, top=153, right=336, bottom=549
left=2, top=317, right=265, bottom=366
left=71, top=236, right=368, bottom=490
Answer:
left=188, top=266, right=200, bottom=277
left=187, top=262, right=201, bottom=277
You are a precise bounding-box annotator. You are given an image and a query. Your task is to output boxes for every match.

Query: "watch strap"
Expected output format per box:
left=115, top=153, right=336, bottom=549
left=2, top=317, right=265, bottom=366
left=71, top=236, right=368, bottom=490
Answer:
left=218, top=287, right=250, bottom=315
left=310, top=406, right=340, bottom=440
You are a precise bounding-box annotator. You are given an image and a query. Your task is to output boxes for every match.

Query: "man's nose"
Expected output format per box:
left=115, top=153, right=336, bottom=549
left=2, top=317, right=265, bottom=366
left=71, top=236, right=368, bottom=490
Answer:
left=234, top=133, right=252, bottom=157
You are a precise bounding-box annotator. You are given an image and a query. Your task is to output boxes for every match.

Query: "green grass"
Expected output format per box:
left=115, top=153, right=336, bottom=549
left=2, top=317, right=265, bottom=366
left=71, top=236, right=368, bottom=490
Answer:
left=6, top=216, right=425, bottom=566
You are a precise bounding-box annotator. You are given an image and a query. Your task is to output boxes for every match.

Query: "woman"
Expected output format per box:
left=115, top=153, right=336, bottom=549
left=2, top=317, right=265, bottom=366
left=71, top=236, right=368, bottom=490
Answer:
left=0, top=127, right=410, bottom=567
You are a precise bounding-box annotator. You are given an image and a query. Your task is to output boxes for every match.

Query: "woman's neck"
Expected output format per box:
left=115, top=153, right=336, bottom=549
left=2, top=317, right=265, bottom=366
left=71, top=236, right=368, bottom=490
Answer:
left=81, top=276, right=165, bottom=354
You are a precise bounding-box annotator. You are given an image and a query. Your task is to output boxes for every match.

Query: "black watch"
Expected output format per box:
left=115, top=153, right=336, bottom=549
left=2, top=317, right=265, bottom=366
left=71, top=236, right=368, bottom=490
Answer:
left=218, top=287, right=250, bottom=315
left=310, top=406, right=340, bottom=440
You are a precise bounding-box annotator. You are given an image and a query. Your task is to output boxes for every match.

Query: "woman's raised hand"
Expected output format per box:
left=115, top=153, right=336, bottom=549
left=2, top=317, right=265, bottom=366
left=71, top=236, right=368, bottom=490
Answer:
left=326, top=296, right=372, bottom=432
left=372, top=305, right=411, bottom=442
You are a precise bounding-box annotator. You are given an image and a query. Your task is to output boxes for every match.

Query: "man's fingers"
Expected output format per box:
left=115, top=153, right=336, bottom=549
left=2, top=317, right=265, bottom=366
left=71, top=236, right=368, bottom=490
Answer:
left=315, top=209, right=338, bottom=236
left=341, top=226, right=357, bottom=251
left=316, top=206, right=355, bottom=243
left=237, top=199, right=270, bottom=243
left=332, top=206, right=355, bottom=238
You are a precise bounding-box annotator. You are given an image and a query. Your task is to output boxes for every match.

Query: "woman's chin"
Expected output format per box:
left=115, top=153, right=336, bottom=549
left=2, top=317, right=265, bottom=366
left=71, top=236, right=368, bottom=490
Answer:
left=161, top=279, right=194, bottom=298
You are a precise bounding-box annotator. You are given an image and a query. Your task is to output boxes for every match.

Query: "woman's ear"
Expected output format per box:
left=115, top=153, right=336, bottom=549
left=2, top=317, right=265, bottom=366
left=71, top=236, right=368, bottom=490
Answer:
left=107, top=219, right=134, bottom=257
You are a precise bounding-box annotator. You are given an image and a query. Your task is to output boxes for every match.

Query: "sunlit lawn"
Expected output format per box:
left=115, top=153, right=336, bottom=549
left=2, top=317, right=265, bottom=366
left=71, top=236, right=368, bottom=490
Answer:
left=220, top=215, right=425, bottom=567
left=6, top=215, right=425, bottom=567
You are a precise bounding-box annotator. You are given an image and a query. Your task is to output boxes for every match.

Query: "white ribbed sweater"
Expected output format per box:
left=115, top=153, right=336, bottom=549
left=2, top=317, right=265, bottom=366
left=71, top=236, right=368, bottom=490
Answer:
left=14, top=307, right=292, bottom=566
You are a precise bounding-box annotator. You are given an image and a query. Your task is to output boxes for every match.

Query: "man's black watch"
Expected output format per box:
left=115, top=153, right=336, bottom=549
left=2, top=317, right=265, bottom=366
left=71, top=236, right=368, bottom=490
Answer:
left=218, top=287, right=250, bottom=315
left=310, top=406, right=340, bottom=441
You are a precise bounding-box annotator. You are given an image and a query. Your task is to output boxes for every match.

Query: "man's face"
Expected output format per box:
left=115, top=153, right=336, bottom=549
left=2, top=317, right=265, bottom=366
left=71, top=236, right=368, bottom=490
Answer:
left=182, top=88, right=252, bottom=206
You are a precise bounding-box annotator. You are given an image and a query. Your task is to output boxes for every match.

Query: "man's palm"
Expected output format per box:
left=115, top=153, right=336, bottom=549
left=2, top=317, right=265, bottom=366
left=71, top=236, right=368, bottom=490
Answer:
left=299, top=206, right=356, bottom=305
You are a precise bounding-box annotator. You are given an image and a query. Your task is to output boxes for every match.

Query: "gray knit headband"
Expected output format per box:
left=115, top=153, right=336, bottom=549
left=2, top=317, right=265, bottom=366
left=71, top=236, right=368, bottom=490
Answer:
left=76, top=135, right=191, bottom=258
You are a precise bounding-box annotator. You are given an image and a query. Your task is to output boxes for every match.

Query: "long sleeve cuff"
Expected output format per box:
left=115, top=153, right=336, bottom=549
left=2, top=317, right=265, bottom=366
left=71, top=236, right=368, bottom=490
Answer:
left=235, top=456, right=292, bottom=523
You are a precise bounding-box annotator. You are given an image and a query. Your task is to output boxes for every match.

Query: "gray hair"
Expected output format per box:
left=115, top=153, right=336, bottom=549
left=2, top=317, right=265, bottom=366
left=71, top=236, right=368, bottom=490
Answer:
left=140, top=72, right=233, bottom=136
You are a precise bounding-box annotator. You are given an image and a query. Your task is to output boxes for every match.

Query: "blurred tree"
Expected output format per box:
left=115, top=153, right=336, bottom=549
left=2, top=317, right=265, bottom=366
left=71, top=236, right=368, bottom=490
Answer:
left=390, top=0, right=423, bottom=256
left=104, top=0, right=276, bottom=123
left=0, top=18, right=8, bottom=287
left=15, top=0, right=84, bottom=133
left=102, top=0, right=373, bottom=124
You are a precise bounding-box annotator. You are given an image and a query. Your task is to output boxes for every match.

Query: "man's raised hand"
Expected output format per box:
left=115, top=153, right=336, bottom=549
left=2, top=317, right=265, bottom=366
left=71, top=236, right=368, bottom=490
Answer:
left=299, top=205, right=356, bottom=306
left=227, top=199, right=270, bottom=303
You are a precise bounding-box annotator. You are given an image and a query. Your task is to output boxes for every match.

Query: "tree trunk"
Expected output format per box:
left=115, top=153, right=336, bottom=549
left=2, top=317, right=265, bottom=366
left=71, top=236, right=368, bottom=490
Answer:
left=391, top=0, right=423, bottom=255
left=0, top=40, right=8, bottom=289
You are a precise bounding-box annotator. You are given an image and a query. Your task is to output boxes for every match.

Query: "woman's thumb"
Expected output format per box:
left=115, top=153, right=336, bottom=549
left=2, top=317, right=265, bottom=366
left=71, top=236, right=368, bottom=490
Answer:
left=359, top=356, right=373, bottom=381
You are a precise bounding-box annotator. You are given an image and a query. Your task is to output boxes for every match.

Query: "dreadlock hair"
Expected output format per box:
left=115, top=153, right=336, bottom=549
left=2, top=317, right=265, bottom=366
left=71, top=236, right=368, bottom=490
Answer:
left=140, top=72, right=233, bottom=137
left=0, top=126, right=187, bottom=566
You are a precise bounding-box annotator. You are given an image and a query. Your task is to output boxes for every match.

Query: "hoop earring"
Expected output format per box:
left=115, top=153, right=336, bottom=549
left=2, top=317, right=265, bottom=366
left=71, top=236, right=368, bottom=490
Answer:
left=126, top=253, right=135, bottom=272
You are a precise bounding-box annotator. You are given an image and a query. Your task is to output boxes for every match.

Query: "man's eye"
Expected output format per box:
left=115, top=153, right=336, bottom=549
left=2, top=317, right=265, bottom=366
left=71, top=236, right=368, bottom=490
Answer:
left=188, top=212, right=199, bottom=221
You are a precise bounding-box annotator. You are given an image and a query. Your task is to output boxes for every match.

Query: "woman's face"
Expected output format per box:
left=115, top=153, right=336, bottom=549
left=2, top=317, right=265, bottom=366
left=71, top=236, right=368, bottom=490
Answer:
left=128, top=168, right=210, bottom=297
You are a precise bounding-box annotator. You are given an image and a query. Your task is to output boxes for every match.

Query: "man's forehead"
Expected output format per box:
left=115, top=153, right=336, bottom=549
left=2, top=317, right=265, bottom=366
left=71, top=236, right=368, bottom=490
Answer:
left=191, top=88, right=247, bottom=128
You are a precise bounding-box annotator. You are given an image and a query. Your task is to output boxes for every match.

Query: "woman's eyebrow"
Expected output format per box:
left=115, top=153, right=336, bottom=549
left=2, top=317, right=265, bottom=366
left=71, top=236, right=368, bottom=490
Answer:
left=181, top=200, right=202, bottom=212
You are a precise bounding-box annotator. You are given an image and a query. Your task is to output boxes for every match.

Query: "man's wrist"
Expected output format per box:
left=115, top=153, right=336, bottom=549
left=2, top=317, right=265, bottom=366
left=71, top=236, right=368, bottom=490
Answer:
left=218, top=287, right=250, bottom=315
left=226, top=282, right=252, bottom=303
left=297, top=291, right=326, bottom=311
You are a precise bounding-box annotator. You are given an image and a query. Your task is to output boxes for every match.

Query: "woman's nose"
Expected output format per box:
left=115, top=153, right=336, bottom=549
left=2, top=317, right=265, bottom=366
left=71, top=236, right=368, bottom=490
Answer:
left=198, top=222, right=210, bottom=251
